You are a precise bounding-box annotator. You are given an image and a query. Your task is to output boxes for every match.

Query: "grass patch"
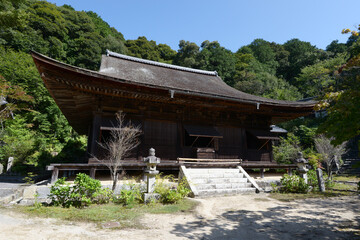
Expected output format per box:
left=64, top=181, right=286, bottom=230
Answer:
left=16, top=198, right=198, bottom=229
left=270, top=189, right=357, bottom=202
left=254, top=198, right=271, bottom=202
left=333, top=175, right=360, bottom=182
left=147, top=198, right=198, bottom=214
left=330, top=182, right=358, bottom=191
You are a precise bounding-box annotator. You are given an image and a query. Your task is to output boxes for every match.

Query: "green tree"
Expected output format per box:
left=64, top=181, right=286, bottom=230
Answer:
left=317, top=61, right=360, bottom=145
left=0, top=0, right=131, bottom=171
left=125, top=36, right=176, bottom=64
left=248, top=39, right=278, bottom=75
left=326, top=40, right=347, bottom=57
left=0, top=117, right=36, bottom=167
left=157, top=43, right=176, bottom=63
left=0, top=75, right=33, bottom=126
left=280, top=38, right=328, bottom=83
left=0, top=0, right=28, bottom=29
left=28, top=1, right=68, bottom=40
left=197, top=41, right=236, bottom=85
left=125, top=36, right=160, bottom=61
left=273, top=133, right=300, bottom=164
left=234, top=72, right=301, bottom=101
left=0, top=76, right=34, bottom=167
left=295, top=54, right=347, bottom=97
left=173, top=40, right=200, bottom=67
left=293, top=125, right=317, bottom=150
left=317, top=27, right=360, bottom=147
left=270, top=42, right=290, bottom=78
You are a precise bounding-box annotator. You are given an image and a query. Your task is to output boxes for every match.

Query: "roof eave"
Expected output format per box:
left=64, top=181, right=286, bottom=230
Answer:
left=31, top=51, right=316, bottom=110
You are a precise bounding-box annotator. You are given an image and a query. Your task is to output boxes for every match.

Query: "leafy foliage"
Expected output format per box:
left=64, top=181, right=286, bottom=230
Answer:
left=113, top=185, right=143, bottom=207
left=295, top=54, right=347, bottom=98
left=281, top=38, right=328, bottom=83
left=306, top=153, right=322, bottom=170
left=316, top=27, right=360, bottom=148
left=125, top=36, right=175, bottom=63
left=49, top=173, right=112, bottom=208
left=197, top=40, right=236, bottom=85
left=273, top=133, right=300, bottom=164
left=115, top=189, right=141, bottom=206
left=279, top=174, right=310, bottom=193
left=0, top=117, right=35, bottom=167
left=292, top=125, right=317, bottom=149
left=154, top=176, right=191, bottom=204
left=0, top=75, right=33, bottom=124
left=317, top=60, right=360, bottom=146
left=233, top=40, right=303, bottom=100
left=307, top=169, right=333, bottom=191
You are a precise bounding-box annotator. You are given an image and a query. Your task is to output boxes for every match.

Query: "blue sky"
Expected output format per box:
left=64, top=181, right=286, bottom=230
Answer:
left=49, top=0, right=359, bottom=52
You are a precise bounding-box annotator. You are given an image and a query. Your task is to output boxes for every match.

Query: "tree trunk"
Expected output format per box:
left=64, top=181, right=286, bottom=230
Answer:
left=112, top=172, right=118, bottom=191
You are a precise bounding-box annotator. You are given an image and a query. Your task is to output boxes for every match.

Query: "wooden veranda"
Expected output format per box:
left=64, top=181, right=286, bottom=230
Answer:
left=47, top=159, right=297, bottom=183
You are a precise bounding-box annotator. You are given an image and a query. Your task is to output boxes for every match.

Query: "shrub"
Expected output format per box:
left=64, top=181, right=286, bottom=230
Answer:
left=307, top=169, right=318, bottom=190
left=273, top=133, right=300, bottom=164
left=113, top=183, right=142, bottom=206
left=306, top=153, right=322, bottom=170
left=279, top=174, right=310, bottom=193
left=307, top=169, right=333, bottom=191
left=177, top=178, right=192, bottom=198
left=49, top=177, right=72, bottom=207
left=154, top=176, right=191, bottom=204
left=49, top=173, right=112, bottom=208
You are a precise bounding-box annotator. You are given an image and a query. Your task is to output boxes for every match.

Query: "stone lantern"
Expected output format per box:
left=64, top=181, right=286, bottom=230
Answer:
left=294, top=152, right=309, bottom=184
left=143, top=148, right=160, bottom=202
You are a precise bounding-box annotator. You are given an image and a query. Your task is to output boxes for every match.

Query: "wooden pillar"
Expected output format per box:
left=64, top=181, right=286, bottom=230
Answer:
left=176, top=121, right=183, bottom=158
left=288, top=168, right=293, bottom=176
left=88, top=112, right=102, bottom=158
left=270, top=140, right=274, bottom=162
left=260, top=168, right=264, bottom=178
left=90, top=167, right=97, bottom=179
left=51, top=168, right=59, bottom=184
left=242, top=128, right=248, bottom=160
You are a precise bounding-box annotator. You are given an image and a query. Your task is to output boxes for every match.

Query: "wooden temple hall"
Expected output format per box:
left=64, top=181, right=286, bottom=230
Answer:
left=31, top=50, right=315, bottom=179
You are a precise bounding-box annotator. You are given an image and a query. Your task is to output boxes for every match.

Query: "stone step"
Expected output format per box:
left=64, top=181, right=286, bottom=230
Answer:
left=341, top=169, right=360, bottom=173
left=340, top=158, right=360, bottom=174
left=196, top=182, right=253, bottom=190
left=186, top=168, right=240, bottom=174
left=181, top=167, right=258, bottom=197
left=191, top=177, right=248, bottom=184
left=190, top=173, right=244, bottom=179
left=197, top=188, right=256, bottom=196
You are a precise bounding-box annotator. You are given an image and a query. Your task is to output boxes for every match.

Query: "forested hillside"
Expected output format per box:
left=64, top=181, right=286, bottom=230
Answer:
left=0, top=0, right=358, bottom=172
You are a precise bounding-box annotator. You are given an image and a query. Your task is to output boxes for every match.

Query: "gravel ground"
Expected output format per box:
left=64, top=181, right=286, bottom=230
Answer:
left=0, top=194, right=359, bottom=240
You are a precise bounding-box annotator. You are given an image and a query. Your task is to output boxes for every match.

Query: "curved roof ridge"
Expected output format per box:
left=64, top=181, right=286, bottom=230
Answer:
left=106, top=50, right=218, bottom=76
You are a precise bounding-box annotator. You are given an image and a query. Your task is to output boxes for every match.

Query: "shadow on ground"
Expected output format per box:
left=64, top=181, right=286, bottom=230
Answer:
left=171, top=196, right=360, bottom=240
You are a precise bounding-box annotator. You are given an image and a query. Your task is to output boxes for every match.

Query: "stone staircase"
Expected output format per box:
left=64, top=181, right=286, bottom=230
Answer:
left=179, top=166, right=261, bottom=197
left=340, top=158, right=360, bottom=175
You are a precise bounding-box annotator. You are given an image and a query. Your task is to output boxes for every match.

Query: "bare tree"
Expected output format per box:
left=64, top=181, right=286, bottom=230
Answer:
left=314, top=134, right=347, bottom=179
left=94, top=112, right=141, bottom=191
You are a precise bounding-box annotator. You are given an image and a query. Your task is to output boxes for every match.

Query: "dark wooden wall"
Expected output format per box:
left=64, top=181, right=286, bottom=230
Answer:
left=88, top=95, right=274, bottom=161
left=143, top=120, right=178, bottom=159
left=216, top=126, right=246, bottom=159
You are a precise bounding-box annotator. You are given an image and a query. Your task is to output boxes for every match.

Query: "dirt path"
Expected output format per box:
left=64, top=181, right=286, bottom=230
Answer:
left=0, top=194, right=359, bottom=240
